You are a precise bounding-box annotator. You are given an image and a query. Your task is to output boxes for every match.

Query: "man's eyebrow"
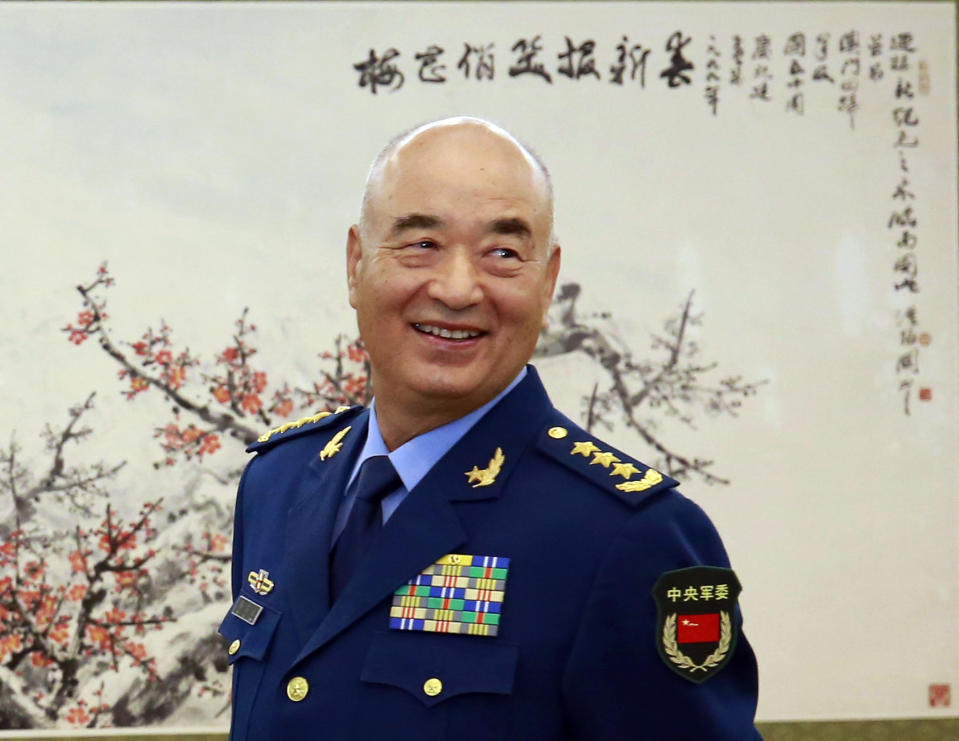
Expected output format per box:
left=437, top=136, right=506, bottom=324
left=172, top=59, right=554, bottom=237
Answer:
left=487, top=217, right=532, bottom=238
left=390, top=213, right=443, bottom=234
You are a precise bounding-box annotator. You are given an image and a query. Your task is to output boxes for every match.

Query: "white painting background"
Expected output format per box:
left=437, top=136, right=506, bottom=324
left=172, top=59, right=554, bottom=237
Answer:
left=0, top=1, right=956, bottom=728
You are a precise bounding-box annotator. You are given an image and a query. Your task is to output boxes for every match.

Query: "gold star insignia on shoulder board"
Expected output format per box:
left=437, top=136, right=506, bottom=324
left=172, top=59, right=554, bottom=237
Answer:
left=610, top=461, right=641, bottom=480
left=319, top=426, right=351, bottom=460
left=464, top=447, right=505, bottom=488
left=537, top=429, right=676, bottom=506
left=590, top=450, right=621, bottom=468
left=570, top=440, right=600, bottom=457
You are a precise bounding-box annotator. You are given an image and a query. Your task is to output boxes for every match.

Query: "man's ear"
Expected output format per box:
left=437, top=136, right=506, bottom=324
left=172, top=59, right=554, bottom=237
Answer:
left=542, top=244, right=562, bottom=327
left=346, top=225, right=363, bottom=308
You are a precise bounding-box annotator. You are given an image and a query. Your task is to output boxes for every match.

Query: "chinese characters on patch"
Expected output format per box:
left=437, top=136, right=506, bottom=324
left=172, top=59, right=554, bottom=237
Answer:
left=664, top=583, right=732, bottom=603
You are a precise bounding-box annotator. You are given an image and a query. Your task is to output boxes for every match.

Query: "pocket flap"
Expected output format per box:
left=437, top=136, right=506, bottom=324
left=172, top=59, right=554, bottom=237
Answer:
left=217, top=597, right=281, bottom=664
left=361, top=630, right=518, bottom=707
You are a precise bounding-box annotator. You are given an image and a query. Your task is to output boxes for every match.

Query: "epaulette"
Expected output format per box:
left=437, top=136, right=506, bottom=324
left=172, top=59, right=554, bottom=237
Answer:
left=535, top=415, right=678, bottom=508
left=246, top=405, right=363, bottom=454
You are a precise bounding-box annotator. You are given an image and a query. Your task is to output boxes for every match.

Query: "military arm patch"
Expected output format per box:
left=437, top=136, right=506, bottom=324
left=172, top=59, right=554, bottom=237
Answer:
left=246, top=405, right=362, bottom=454
left=535, top=416, right=678, bottom=507
left=652, top=566, right=742, bottom=683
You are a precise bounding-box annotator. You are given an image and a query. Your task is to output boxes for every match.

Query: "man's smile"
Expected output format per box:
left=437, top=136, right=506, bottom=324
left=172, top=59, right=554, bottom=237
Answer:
left=411, top=323, right=485, bottom=341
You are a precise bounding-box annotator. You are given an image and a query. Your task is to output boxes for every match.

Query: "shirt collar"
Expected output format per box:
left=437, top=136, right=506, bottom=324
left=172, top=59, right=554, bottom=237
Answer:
left=350, top=367, right=528, bottom=492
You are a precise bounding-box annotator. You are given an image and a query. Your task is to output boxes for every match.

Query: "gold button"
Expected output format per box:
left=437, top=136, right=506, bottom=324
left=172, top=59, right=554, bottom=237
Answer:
left=449, top=554, right=461, bottom=564
left=423, top=677, right=443, bottom=697
left=287, top=676, right=309, bottom=702
left=228, top=639, right=241, bottom=656
left=548, top=426, right=568, bottom=439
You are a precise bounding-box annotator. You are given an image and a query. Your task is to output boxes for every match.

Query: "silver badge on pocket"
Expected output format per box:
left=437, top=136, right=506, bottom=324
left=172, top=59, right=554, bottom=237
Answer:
left=231, top=595, right=263, bottom=625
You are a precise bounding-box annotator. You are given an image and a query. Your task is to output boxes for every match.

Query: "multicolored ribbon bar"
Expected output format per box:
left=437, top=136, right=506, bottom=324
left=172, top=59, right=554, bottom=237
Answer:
left=390, top=554, right=509, bottom=637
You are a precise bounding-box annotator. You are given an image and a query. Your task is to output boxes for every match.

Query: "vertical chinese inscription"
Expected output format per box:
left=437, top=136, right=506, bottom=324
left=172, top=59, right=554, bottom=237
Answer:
left=886, top=32, right=925, bottom=415
left=811, top=32, right=834, bottom=86
left=783, top=33, right=806, bottom=114
left=704, top=35, right=721, bottom=115
left=729, top=35, right=744, bottom=87
left=838, top=30, right=861, bottom=128
left=750, top=33, right=772, bottom=101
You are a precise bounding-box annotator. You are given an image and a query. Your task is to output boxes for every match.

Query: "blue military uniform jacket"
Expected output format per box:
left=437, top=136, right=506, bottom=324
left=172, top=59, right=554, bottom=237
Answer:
left=220, top=366, right=761, bottom=740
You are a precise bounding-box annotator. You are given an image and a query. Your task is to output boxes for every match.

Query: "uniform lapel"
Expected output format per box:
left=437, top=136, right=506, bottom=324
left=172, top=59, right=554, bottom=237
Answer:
left=291, top=483, right=467, bottom=666
left=284, top=411, right=368, bottom=644
left=289, top=367, right=554, bottom=667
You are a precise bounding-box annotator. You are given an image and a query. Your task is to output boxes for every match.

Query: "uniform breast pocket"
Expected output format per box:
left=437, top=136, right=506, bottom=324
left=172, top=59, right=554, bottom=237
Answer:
left=218, top=598, right=281, bottom=739
left=357, top=630, right=519, bottom=741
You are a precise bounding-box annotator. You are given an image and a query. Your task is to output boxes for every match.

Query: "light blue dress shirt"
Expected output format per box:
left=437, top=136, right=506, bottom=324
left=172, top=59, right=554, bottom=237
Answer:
left=331, top=368, right=527, bottom=541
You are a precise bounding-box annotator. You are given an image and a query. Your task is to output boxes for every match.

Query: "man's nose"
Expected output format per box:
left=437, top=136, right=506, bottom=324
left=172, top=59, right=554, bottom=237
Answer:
left=426, top=249, right=483, bottom=309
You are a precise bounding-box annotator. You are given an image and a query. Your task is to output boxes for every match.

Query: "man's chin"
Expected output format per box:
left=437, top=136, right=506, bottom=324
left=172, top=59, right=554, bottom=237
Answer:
left=405, top=372, right=504, bottom=410
left=413, top=379, right=485, bottom=402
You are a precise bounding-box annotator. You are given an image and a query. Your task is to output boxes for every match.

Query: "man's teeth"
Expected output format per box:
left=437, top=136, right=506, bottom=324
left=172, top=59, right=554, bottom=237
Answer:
left=414, top=324, right=480, bottom=340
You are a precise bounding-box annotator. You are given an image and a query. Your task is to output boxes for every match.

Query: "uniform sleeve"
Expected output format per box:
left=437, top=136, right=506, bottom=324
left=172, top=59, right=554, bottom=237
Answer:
left=560, top=492, right=761, bottom=740
left=230, top=463, right=251, bottom=603
left=225, top=464, right=252, bottom=741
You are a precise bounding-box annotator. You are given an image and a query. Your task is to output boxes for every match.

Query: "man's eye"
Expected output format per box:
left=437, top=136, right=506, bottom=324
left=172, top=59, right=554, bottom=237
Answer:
left=490, top=247, right=519, bottom=259
left=408, top=240, right=436, bottom=250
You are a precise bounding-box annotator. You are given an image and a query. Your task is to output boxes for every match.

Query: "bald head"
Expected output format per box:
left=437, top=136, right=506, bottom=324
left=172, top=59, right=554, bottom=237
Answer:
left=359, top=117, right=554, bottom=242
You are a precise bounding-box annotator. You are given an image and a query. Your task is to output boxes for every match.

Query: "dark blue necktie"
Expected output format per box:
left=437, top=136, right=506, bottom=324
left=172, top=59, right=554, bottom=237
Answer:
left=330, top=455, right=401, bottom=602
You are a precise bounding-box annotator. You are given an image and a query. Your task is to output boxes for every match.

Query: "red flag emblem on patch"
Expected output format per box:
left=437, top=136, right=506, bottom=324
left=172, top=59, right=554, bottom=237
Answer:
left=677, top=613, right=720, bottom=644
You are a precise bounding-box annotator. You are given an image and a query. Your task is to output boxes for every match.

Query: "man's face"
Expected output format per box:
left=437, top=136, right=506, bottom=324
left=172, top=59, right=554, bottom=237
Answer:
left=347, top=124, right=560, bottom=421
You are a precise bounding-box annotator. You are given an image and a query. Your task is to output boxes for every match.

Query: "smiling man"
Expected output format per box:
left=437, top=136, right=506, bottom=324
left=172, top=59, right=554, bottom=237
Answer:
left=220, top=117, right=761, bottom=740
left=347, top=120, right=559, bottom=448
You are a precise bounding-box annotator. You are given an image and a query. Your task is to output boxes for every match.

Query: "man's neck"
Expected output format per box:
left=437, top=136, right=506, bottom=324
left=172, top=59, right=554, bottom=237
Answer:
left=373, top=395, right=487, bottom=451
left=371, top=369, right=528, bottom=451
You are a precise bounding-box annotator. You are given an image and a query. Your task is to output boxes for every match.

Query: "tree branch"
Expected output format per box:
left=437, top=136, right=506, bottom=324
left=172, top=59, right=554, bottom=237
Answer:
left=76, top=282, right=261, bottom=445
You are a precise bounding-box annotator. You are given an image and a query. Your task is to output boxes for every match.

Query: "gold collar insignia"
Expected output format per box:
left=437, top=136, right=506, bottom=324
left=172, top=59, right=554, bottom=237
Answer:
left=465, top=447, right=505, bottom=488
left=319, top=425, right=351, bottom=460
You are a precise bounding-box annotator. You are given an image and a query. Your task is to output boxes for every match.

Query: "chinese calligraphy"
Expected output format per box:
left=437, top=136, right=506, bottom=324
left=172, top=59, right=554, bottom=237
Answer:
left=660, top=30, right=695, bottom=88
left=458, top=42, right=495, bottom=80
left=886, top=33, right=928, bottom=415
left=510, top=36, right=552, bottom=82
left=610, top=35, right=650, bottom=87
left=354, top=47, right=405, bottom=93
left=350, top=31, right=925, bottom=135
